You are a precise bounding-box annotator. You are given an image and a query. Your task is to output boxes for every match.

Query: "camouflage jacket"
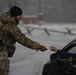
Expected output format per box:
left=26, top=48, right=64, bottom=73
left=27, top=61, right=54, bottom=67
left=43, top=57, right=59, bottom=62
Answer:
left=0, top=11, right=40, bottom=51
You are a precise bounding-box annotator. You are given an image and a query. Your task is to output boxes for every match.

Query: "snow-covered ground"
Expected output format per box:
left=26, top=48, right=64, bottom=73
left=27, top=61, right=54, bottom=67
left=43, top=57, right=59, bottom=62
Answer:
left=9, top=23, right=76, bottom=75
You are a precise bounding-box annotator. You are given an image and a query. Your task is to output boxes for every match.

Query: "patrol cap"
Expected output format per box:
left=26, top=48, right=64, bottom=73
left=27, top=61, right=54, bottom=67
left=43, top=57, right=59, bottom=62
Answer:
left=10, top=6, right=23, bottom=17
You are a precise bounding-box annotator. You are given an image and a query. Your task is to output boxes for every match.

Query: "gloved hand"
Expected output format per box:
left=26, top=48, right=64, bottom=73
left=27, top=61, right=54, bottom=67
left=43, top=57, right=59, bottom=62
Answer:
left=39, top=45, right=47, bottom=52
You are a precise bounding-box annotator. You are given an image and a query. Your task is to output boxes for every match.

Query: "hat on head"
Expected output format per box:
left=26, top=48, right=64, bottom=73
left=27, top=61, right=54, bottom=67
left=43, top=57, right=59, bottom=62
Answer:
left=10, top=6, right=23, bottom=17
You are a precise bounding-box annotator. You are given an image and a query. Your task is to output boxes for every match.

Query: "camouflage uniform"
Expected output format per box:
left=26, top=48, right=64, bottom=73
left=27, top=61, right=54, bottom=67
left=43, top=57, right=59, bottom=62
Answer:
left=0, top=11, right=40, bottom=75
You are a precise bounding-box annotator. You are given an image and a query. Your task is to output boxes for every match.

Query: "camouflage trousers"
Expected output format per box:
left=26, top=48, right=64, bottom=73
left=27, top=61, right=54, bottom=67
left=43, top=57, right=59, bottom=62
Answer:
left=0, top=50, right=10, bottom=75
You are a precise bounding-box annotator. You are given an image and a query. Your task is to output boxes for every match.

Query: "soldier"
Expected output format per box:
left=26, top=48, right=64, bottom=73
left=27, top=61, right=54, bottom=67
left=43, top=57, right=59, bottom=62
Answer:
left=0, top=6, right=47, bottom=75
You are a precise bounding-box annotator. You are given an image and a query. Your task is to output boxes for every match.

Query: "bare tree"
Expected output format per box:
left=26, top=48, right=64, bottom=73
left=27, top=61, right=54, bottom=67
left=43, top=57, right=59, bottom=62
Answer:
left=0, top=0, right=4, bottom=14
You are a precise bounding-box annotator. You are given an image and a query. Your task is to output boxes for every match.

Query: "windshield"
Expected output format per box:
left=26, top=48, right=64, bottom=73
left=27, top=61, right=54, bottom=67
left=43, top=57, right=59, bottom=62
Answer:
left=68, top=45, right=76, bottom=53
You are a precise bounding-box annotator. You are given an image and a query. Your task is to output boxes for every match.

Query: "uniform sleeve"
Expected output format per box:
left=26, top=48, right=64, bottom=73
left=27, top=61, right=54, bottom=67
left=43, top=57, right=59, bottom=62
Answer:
left=9, top=25, right=40, bottom=50
left=57, top=50, right=76, bottom=59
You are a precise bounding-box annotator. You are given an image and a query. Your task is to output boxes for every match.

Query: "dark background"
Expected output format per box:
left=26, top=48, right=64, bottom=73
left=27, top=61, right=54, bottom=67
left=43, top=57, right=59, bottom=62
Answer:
left=0, top=0, right=76, bottom=23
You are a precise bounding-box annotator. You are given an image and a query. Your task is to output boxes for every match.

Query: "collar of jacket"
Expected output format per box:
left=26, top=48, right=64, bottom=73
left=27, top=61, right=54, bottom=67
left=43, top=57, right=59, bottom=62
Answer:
left=0, top=11, right=19, bottom=25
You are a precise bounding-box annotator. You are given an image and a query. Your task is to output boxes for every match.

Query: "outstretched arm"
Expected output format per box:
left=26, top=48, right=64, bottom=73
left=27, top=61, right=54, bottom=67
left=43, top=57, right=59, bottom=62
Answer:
left=50, top=46, right=76, bottom=59
left=9, top=25, right=47, bottom=51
